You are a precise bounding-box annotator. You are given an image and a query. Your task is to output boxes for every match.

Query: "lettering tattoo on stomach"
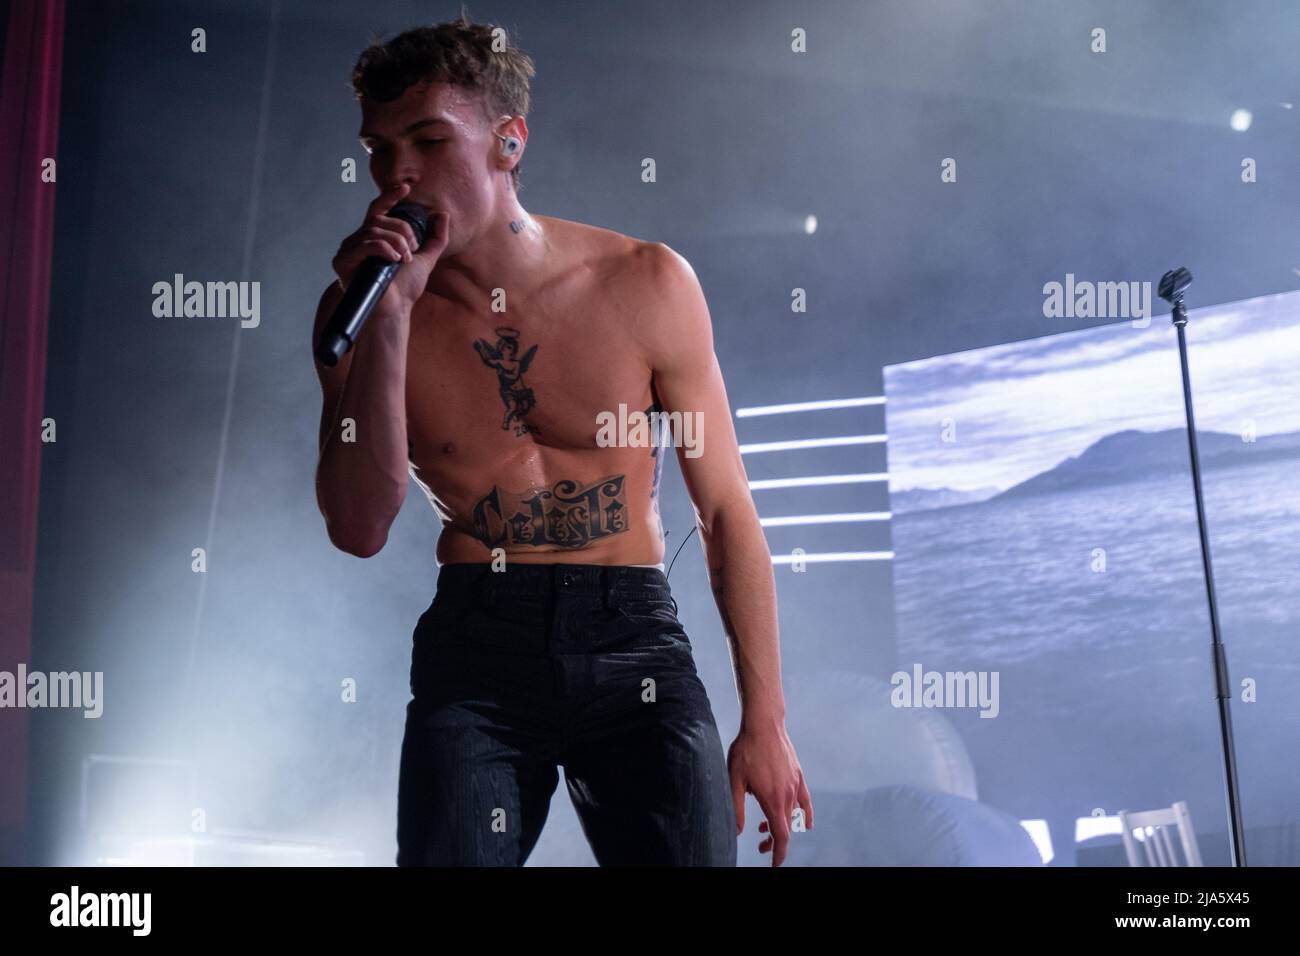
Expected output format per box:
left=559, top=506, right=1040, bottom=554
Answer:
left=470, top=474, right=629, bottom=549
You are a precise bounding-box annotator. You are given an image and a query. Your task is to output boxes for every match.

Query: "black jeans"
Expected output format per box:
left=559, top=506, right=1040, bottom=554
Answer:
left=397, top=562, right=737, bottom=866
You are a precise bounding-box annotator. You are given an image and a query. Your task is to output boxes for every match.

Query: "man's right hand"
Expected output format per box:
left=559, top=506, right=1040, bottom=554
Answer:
left=331, top=182, right=450, bottom=313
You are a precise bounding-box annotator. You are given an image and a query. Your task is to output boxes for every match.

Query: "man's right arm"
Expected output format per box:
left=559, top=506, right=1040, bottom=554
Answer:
left=312, top=283, right=412, bottom=557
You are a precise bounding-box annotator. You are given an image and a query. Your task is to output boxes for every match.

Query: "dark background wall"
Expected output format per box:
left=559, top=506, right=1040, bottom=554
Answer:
left=28, top=0, right=1300, bottom=865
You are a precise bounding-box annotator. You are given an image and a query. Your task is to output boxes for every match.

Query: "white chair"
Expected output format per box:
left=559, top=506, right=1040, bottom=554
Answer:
left=1117, top=801, right=1202, bottom=866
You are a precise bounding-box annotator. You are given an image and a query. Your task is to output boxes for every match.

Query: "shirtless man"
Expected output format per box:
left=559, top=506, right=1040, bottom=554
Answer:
left=313, top=17, right=811, bottom=866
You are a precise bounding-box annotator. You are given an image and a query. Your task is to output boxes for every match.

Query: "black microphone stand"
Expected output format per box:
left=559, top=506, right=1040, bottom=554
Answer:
left=1158, top=266, right=1247, bottom=867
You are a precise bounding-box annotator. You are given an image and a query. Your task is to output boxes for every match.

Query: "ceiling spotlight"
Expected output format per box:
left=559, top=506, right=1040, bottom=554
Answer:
left=1230, top=109, right=1252, bottom=131
left=804, top=214, right=817, bottom=235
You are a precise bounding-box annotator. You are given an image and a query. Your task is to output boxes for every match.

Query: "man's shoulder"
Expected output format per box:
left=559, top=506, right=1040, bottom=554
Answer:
left=536, top=215, right=685, bottom=289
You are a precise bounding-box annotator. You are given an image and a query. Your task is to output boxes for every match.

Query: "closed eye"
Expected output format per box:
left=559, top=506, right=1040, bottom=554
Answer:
left=364, top=139, right=442, bottom=155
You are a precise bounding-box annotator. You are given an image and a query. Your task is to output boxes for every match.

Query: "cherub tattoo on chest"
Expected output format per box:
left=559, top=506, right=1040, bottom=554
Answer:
left=473, top=326, right=539, bottom=436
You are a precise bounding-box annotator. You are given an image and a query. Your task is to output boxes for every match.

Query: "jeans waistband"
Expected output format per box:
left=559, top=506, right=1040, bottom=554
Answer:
left=435, top=561, right=673, bottom=607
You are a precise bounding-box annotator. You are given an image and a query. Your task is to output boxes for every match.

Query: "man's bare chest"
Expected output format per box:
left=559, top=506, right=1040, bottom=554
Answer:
left=403, top=296, right=656, bottom=465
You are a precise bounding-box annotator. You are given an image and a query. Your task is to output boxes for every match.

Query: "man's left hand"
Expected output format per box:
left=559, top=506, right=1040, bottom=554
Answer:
left=727, top=725, right=813, bottom=866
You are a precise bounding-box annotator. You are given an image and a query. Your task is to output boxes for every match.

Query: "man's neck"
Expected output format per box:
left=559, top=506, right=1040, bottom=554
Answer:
left=431, top=197, right=551, bottom=307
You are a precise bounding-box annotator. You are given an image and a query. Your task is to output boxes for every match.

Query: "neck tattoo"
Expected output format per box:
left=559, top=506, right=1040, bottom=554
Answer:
left=509, top=218, right=524, bottom=234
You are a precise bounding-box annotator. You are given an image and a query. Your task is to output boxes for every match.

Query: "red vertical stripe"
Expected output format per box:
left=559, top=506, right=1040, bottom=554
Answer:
left=0, top=0, right=65, bottom=838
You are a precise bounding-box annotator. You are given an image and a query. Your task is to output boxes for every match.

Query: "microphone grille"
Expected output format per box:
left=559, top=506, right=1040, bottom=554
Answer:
left=388, top=201, right=429, bottom=247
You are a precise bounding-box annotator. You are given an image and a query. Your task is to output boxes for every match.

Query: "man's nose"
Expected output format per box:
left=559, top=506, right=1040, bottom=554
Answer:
left=380, top=155, right=420, bottom=190
left=386, top=171, right=419, bottom=190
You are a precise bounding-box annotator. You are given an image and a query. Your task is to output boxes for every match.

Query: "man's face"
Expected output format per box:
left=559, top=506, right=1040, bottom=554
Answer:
left=358, top=81, right=500, bottom=256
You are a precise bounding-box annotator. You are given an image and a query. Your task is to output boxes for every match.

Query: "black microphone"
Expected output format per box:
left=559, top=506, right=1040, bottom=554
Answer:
left=315, top=201, right=429, bottom=368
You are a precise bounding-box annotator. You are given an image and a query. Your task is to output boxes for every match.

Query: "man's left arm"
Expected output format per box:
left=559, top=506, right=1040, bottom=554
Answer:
left=634, top=242, right=814, bottom=865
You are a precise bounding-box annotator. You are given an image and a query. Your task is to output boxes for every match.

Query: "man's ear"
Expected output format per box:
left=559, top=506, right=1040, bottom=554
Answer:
left=494, top=114, right=527, bottom=153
